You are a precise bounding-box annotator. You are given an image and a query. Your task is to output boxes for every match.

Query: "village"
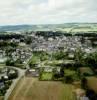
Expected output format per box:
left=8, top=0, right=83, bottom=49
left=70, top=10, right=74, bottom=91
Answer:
left=0, top=31, right=97, bottom=100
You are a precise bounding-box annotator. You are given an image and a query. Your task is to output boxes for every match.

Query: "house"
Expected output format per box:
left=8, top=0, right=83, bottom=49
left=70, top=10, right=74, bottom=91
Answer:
left=0, top=82, right=4, bottom=89
left=25, top=69, right=39, bottom=77
left=68, top=53, right=74, bottom=59
left=73, top=88, right=89, bottom=100
left=44, top=67, right=53, bottom=73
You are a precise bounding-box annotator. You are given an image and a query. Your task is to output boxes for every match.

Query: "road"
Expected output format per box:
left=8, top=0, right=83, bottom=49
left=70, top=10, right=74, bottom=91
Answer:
left=4, top=54, right=33, bottom=100
left=4, top=67, right=25, bottom=100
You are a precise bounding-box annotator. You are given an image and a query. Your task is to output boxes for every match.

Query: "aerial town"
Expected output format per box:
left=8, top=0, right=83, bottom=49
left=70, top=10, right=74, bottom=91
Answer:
left=0, top=24, right=97, bottom=100
left=0, top=0, right=97, bottom=99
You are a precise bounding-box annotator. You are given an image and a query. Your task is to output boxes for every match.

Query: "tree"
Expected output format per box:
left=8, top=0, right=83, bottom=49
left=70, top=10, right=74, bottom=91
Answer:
left=52, top=51, right=68, bottom=60
left=25, top=36, right=32, bottom=44
left=52, top=68, right=60, bottom=80
left=60, top=67, right=64, bottom=77
left=65, top=75, right=73, bottom=83
left=74, top=48, right=85, bottom=66
left=10, top=42, right=18, bottom=47
left=86, top=89, right=97, bottom=100
left=5, top=59, right=15, bottom=66
left=85, top=52, right=97, bottom=68
left=81, top=77, right=88, bottom=89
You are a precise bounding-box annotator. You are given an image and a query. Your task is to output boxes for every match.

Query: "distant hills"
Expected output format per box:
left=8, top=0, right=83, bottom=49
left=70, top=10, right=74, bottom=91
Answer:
left=0, top=23, right=97, bottom=32
left=0, top=25, right=35, bottom=32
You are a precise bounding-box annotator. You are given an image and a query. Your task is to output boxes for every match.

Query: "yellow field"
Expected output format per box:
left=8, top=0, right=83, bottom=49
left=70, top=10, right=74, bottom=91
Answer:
left=87, top=77, right=97, bottom=93
left=8, top=77, right=76, bottom=100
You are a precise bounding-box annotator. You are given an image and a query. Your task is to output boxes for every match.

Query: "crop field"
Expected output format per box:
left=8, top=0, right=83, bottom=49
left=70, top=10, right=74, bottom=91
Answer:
left=8, top=77, right=76, bottom=100
left=58, top=25, right=97, bottom=33
left=87, top=77, right=97, bottom=93
left=0, top=96, right=3, bottom=100
left=58, top=28, right=73, bottom=33
left=79, top=67, right=94, bottom=76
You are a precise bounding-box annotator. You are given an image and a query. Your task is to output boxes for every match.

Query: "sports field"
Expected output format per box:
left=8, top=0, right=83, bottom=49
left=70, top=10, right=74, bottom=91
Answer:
left=8, top=77, right=76, bottom=100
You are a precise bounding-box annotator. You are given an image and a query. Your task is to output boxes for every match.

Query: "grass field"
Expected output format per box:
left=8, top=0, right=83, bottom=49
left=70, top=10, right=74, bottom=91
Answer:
left=41, top=72, right=53, bottom=80
left=64, top=69, right=80, bottom=81
left=8, top=77, right=76, bottom=100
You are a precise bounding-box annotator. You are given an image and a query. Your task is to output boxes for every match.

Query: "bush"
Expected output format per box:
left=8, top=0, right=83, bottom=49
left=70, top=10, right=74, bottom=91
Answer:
left=65, top=75, right=73, bottom=83
left=6, top=59, right=15, bottom=66
left=81, top=77, right=88, bottom=89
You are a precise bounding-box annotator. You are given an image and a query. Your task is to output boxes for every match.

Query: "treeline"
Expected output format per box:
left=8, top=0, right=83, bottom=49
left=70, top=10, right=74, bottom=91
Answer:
left=0, top=41, right=18, bottom=47
left=36, top=31, right=97, bottom=37
left=0, top=34, right=24, bottom=40
left=74, top=33, right=97, bottom=37
left=36, top=31, right=72, bottom=38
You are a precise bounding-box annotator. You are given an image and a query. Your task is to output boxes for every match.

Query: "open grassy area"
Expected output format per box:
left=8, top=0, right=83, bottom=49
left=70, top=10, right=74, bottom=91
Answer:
left=8, top=77, right=76, bottom=100
left=0, top=64, right=5, bottom=68
left=64, top=69, right=80, bottom=81
left=64, top=69, right=76, bottom=76
left=40, top=72, right=53, bottom=80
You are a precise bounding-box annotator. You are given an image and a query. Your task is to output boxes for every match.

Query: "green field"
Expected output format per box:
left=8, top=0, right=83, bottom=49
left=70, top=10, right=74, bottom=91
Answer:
left=64, top=69, right=80, bottom=81
left=40, top=72, right=53, bottom=80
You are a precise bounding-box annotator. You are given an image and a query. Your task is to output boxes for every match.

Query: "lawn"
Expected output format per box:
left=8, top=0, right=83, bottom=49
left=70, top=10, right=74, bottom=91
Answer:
left=40, top=72, right=53, bottom=80
left=64, top=69, right=80, bottom=81
left=8, top=77, right=76, bottom=100
left=64, top=69, right=76, bottom=76
left=44, top=60, right=65, bottom=67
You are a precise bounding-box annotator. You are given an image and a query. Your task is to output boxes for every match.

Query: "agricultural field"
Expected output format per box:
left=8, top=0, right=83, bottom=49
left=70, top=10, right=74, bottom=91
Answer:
left=79, top=67, right=94, bottom=76
left=57, top=24, right=97, bottom=33
left=58, top=27, right=73, bottom=33
left=8, top=77, right=76, bottom=100
left=87, top=77, right=97, bottom=93
left=72, top=27, right=94, bottom=33
left=0, top=96, right=3, bottom=100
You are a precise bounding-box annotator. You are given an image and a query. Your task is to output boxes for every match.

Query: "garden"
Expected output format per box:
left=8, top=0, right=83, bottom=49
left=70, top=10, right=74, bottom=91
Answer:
left=40, top=72, right=53, bottom=81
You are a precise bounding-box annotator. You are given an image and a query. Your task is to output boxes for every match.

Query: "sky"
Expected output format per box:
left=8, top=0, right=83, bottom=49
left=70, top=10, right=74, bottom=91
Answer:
left=0, top=0, right=97, bottom=25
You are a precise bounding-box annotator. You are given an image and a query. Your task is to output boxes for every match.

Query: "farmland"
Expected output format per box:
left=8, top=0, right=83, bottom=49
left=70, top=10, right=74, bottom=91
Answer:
left=1, top=24, right=97, bottom=100
left=87, top=77, right=97, bottom=93
left=0, top=96, right=3, bottom=100
left=8, top=77, right=76, bottom=100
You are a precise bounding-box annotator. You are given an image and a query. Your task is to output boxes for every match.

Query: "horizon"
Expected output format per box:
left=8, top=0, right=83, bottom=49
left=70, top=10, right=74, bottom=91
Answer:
left=0, top=22, right=97, bottom=26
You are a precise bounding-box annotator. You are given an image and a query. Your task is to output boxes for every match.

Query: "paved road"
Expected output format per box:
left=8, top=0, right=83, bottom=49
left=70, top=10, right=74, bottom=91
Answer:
left=4, top=67, right=25, bottom=100
left=4, top=54, right=33, bottom=100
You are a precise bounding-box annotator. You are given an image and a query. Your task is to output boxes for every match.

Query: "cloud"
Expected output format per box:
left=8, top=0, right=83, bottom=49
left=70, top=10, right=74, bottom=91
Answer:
left=0, top=0, right=97, bottom=25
